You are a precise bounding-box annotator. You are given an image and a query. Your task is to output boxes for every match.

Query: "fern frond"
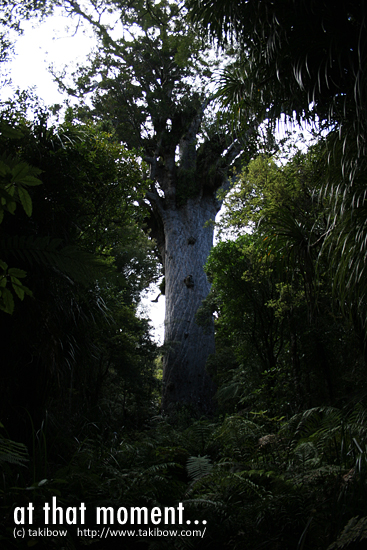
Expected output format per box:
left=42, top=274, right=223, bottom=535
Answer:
left=186, top=455, right=212, bottom=480
left=328, top=516, right=367, bottom=550
left=0, top=436, right=28, bottom=466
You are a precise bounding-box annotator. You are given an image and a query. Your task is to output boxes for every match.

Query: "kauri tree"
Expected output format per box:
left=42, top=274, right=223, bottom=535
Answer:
left=61, top=0, right=244, bottom=414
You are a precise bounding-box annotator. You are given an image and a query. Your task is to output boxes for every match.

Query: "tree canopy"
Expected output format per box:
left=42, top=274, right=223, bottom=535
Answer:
left=58, top=0, right=244, bottom=213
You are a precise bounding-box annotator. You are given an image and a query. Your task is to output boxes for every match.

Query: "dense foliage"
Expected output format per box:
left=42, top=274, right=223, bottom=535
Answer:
left=1, top=1, right=367, bottom=550
left=0, top=101, right=160, bottom=461
left=200, top=143, right=366, bottom=417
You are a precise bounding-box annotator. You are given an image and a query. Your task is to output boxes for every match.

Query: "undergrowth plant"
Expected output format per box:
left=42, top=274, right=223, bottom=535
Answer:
left=2, top=403, right=367, bottom=549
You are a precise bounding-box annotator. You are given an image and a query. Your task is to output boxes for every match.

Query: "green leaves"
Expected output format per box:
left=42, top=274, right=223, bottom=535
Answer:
left=0, top=260, right=32, bottom=314
left=17, top=186, right=32, bottom=216
left=0, top=121, right=44, bottom=312
left=0, top=154, right=42, bottom=220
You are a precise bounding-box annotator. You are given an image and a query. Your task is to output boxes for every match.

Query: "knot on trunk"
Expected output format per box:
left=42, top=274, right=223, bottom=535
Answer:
left=183, top=275, right=194, bottom=288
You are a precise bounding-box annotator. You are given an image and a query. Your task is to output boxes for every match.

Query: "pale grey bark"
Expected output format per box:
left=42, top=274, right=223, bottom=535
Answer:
left=144, top=99, right=243, bottom=415
left=161, top=196, right=217, bottom=414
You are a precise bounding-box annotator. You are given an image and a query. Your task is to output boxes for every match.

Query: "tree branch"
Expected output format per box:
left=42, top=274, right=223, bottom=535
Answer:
left=64, top=0, right=123, bottom=59
left=179, top=96, right=213, bottom=171
left=146, top=189, right=167, bottom=220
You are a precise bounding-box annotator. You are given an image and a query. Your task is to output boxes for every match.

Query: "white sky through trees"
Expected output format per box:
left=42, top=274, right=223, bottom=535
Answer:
left=1, top=10, right=93, bottom=103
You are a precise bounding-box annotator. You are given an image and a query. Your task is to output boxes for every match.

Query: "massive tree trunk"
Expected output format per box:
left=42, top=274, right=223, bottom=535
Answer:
left=145, top=116, right=241, bottom=416
left=63, top=0, right=243, bottom=415
left=162, top=196, right=217, bottom=414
